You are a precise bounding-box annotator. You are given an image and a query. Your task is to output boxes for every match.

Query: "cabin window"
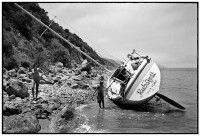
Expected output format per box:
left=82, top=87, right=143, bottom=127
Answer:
left=111, top=67, right=130, bottom=83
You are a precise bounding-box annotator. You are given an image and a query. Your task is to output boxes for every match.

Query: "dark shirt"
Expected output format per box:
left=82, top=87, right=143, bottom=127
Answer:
left=97, top=85, right=104, bottom=100
left=32, top=68, right=41, bottom=81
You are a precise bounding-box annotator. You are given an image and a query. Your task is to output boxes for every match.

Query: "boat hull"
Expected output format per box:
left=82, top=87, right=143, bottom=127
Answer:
left=107, top=59, right=161, bottom=106
left=111, top=94, right=155, bottom=106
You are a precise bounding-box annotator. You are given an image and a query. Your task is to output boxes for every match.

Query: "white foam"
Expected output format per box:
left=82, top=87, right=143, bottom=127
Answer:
left=74, top=123, right=91, bottom=133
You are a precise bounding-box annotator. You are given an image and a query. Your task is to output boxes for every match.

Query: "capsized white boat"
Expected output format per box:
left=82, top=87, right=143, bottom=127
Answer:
left=107, top=50, right=161, bottom=106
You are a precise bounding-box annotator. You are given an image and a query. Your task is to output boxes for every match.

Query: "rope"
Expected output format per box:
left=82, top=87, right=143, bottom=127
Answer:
left=46, top=10, right=123, bottom=63
left=14, top=3, right=111, bottom=74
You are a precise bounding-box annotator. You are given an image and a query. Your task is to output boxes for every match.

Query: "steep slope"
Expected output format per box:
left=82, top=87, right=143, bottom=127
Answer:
left=3, top=3, right=115, bottom=70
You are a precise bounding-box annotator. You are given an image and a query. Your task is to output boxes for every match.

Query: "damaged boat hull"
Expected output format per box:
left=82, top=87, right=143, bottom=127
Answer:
left=107, top=57, right=161, bottom=106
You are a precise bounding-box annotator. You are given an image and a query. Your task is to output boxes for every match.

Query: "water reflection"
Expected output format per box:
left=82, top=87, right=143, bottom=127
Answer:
left=79, top=98, right=186, bottom=133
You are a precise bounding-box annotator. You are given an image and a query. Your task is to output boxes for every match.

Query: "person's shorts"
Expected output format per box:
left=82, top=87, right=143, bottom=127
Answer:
left=31, top=79, right=40, bottom=88
left=97, top=95, right=104, bottom=103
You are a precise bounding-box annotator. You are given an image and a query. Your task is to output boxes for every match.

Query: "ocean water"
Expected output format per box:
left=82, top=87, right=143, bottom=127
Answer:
left=75, top=68, right=198, bottom=133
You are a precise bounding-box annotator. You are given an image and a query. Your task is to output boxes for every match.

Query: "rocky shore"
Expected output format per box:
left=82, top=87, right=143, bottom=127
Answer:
left=3, top=62, right=110, bottom=133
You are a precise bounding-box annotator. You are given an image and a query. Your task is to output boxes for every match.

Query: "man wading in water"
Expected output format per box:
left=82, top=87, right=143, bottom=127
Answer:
left=93, top=76, right=106, bottom=109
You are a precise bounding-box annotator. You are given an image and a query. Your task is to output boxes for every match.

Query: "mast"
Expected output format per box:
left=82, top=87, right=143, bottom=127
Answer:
left=14, top=3, right=111, bottom=73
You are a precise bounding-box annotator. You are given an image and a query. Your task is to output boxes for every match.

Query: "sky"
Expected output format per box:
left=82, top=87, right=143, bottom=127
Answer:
left=39, top=3, right=197, bottom=68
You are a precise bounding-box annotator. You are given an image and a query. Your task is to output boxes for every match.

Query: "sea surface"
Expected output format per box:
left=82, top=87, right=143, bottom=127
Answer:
left=75, top=68, right=198, bottom=133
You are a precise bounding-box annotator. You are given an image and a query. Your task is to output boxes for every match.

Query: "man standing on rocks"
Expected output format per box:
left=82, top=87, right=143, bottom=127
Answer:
left=93, top=76, right=106, bottom=109
left=31, top=65, right=45, bottom=100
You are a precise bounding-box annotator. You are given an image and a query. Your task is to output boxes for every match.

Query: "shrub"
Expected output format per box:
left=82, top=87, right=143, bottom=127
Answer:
left=61, top=107, right=75, bottom=120
left=3, top=56, right=18, bottom=70
left=34, top=51, right=49, bottom=70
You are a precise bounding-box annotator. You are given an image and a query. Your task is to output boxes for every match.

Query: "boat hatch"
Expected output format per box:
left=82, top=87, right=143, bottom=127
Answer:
left=111, top=66, right=131, bottom=84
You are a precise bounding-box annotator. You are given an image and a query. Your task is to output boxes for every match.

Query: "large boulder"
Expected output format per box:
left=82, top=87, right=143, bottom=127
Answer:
left=3, top=106, right=22, bottom=116
left=18, top=67, right=27, bottom=74
left=5, top=81, right=29, bottom=98
left=55, top=62, right=64, bottom=68
left=8, top=69, right=17, bottom=77
left=3, top=113, right=41, bottom=133
left=81, top=60, right=91, bottom=74
left=49, top=105, right=78, bottom=133
left=3, top=98, right=22, bottom=116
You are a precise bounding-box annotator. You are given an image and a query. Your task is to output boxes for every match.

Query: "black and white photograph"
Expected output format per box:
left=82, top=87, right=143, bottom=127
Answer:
left=2, top=2, right=198, bottom=134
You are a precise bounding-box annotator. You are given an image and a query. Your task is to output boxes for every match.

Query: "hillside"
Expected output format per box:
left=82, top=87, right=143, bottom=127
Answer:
left=3, top=2, right=118, bottom=71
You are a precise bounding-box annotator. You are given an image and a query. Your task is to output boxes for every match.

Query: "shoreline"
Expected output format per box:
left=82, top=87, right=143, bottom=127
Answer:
left=3, top=63, right=109, bottom=133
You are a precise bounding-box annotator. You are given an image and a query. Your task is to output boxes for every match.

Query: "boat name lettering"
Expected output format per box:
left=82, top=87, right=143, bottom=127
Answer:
left=137, top=72, right=156, bottom=98
left=151, top=80, right=157, bottom=87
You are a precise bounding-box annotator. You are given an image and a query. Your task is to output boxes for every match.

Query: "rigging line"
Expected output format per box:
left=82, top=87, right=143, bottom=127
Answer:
left=57, top=18, right=126, bottom=66
left=39, top=16, right=56, bottom=38
left=47, top=11, right=126, bottom=64
left=57, top=17, right=121, bottom=61
left=14, top=3, right=111, bottom=73
left=47, top=11, right=127, bottom=63
left=47, top=11, right=123, bottom=63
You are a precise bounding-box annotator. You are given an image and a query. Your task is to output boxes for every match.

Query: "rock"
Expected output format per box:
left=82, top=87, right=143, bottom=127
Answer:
left=44, top=108, right=53, bottom=114
left=40, top=80, right=46, bottom=84
left=3, top=79, right=9, bottom=87
left=76, top=81, right=90, bottom=89
left=81, top=59, right=88, bottom=68
left=60, top=75, right=70, bottom=81
left=41, top=113, right=47, bottom=119
left=71, top=83, right=78, bottom=89
left=18, top=74, right=27, bottom=79
left=48, top=65, right=56, bottom=73
left=71, top=75, right=82, bottom=81
left=53, top=76, right=61, bottom=83
left=62, top=69, right=71, bottom=74
left=8, top=69, right=17, bottom=77
left=9, top=95, right=16, bottom=99
left=42, top=76, right=54, bottom=84
left=18, top=67, right=27, bottom=74
left=3, top=106, right=22, bottom=116
left=3, top=113, right=41, bottom=133
left=22, top=107, right=31, bottom=114
left=48, top=104, right=57, bottom=111
left=34, top=108, right=43, bottom=116
left=58, top=104, right=65, bottom=110
left=49, top=104, right=82, bottom=133
left=27, top=72, right=33, bottom=79
left=55, top=62, right=63, bottom=68
left=21, top=78, right=32, bottom=83
left=70, top=60, right=77, bottom=68
left=81, top=71, right=87, bottom=77
left=36, top=114, right=41, bottom=119
left=41, top=103, right=48, bottom=109
left=15, top=97, right=23, bottom=105
left=81, top=59, right=91, bottom=74
left=5, top=81, right=29, bottom=98
left=57, top=68, right=63, bottom=73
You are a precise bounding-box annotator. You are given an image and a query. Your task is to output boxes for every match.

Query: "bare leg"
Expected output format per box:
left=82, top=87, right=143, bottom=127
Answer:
left=102, top=99, right=105, bottom=108
left=35, top=80, right=39, bottom=99
left=32, top=87, right=35, bottom=98
left=31, top=80, right=35, bottom=98
left=99, top=102, right=101, bottom=108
